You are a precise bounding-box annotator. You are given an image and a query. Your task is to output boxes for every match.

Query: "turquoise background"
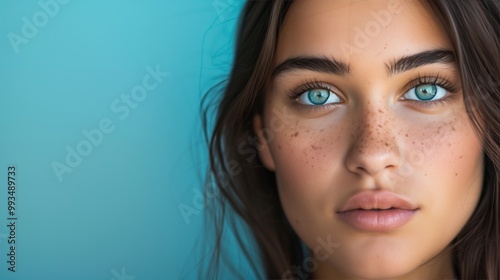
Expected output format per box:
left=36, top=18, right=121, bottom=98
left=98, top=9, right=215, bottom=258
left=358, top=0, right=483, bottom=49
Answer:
left=0, top=0, right=245, bottom=279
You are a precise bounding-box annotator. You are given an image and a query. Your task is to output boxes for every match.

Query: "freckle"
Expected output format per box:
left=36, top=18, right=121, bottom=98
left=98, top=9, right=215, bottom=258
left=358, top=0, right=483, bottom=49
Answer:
left=378, top=109, right=383, bottom=113
left=455, top=173, right=458, bottom=176
left=320, top=129, right=324, bottom=132
left=292, top=132, right=299, bottom=137
left=405, top=134, right=408, bottom=137
left=306, top=130, right=310, bottom=133
left=459, top=155, right=463, bottom=159
left=412, top=141, right=415, bottom=144
left=278, top=145, right=281, bottom=150
left=424, top=173, right=427, bottom=176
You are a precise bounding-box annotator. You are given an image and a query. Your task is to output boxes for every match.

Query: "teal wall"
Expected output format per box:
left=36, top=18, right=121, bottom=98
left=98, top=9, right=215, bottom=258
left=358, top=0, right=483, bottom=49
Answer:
left=0, top=0, right=245, bottom=279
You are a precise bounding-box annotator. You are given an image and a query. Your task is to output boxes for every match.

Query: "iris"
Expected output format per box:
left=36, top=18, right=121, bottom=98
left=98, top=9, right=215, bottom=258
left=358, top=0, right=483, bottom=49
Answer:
left=307, top=89, right=330, bottom=105
left=414, top=84, right=437, bottom=100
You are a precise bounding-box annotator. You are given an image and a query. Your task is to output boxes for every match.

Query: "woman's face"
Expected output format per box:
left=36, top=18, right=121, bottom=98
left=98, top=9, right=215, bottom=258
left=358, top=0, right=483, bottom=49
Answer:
left=254, top=0, right=484, bottom=278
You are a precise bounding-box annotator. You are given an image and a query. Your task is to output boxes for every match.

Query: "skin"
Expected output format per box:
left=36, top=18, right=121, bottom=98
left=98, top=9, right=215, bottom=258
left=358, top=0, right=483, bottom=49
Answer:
left=253, top=0, right=484, bottom=279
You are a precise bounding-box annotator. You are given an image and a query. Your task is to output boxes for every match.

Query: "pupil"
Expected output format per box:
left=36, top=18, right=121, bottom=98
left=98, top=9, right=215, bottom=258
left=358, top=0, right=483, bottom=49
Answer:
left=415, top=84, right=437, bottom=100
left=308, top=89, right=329, bottom=105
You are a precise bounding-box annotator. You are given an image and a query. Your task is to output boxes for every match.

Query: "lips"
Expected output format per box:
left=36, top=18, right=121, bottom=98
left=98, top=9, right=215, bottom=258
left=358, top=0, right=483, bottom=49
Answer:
left=337, top=191, right=419, bottom=231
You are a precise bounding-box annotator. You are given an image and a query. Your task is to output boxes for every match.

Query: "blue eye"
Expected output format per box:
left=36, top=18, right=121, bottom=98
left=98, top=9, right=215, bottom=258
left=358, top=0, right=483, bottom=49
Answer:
left=297, top=89, right=341, bottom=105
left=404, top=84, right=447, bottom=101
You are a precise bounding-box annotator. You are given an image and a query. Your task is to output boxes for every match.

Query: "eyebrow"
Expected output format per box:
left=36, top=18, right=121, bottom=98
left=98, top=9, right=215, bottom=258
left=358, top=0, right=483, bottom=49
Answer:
left=272, top=56, right=350, bottom=78
left=386, top=49, right=456, bottom=76
left=271, top=49, right=456, bottom=79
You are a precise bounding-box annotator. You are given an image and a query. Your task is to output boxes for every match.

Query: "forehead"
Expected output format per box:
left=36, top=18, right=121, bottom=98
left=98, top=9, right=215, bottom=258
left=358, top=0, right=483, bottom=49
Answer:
left=275, top=0, right=453, bottom=66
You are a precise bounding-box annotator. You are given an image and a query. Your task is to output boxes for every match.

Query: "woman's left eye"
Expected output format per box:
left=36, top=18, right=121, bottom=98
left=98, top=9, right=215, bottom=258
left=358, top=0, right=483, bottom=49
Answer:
left=297, top=89, right=341, bottom=105
left=403, top=84, right=447, bottom=101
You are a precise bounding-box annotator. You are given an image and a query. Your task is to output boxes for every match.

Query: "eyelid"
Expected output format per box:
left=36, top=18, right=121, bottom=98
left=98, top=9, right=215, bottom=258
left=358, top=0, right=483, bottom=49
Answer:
left=401, top=74, right=461, bottom=94
left=286, top=79, right=343, bottom=100
left=283, top=79, right=344, bottom=112
left=398, top=74, right=461, bottom=109
left=297, top=88, right=341, bottom=106
left=402, top=84, right=447, bottom=102
left=284, top=74, right=460, bottom=110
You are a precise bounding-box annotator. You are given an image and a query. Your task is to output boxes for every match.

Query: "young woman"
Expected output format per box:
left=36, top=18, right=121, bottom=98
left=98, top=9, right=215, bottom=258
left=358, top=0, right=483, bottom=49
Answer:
left=202, top=0, right=500, bottom=279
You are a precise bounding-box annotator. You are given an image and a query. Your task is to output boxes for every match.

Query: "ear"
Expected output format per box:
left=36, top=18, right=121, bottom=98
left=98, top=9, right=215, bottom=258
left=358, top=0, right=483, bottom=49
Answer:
left=253, top=114, right=276, bottom=171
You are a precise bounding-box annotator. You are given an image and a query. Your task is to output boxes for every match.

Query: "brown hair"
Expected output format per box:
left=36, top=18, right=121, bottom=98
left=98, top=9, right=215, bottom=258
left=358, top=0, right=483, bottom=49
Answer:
left=201, top=0, right=500, bottom=279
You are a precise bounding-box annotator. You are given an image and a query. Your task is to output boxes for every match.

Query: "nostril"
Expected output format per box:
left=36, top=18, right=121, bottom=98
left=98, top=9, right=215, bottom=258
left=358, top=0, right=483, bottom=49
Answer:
left=356, top=166, right=369, bottom=173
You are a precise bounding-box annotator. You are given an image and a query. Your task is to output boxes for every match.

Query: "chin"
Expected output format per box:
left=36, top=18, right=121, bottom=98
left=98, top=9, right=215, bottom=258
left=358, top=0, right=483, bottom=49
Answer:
left=333, top=252, right=416, bottom=279
left=341, top=265, right=413, bottom=279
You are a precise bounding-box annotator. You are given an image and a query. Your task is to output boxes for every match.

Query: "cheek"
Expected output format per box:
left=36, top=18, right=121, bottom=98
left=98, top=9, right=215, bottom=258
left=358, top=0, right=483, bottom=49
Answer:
left=402, top=114, right=483, bottom=245
left=270, top=122, right=342, bottom=219
left=390, top=111, right=483, bottom=190
left=268, top=121, right=348, bottom=224
left=404, top=115, right=483, bottom=193
left=269, top=111, right=483, bottom=227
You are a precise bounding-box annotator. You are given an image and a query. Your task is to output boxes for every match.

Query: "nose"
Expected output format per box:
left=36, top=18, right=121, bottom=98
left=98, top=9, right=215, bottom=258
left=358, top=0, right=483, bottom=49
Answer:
left=345, top=104, right=401, bottom=177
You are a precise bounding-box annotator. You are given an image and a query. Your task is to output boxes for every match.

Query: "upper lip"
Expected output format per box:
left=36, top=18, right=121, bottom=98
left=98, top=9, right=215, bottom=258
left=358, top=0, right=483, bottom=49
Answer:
left=337, top=191, right=419, bottom=212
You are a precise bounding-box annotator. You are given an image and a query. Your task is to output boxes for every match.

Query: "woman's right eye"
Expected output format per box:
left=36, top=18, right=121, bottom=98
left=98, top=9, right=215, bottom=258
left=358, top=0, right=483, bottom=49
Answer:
left=297, top=88, right=341, bottom=106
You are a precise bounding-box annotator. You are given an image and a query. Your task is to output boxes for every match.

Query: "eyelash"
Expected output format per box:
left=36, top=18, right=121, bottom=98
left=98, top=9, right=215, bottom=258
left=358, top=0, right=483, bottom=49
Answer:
left=402, top=74, right=461, bottom=108
left=286, top=79, right=340, bottom=112
left=286, top=75, right=461, bottom=111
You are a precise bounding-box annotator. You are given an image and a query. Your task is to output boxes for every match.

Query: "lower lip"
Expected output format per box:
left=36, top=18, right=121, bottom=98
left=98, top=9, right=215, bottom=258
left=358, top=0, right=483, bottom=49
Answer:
left=337, top=209, right=417, bottom=232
